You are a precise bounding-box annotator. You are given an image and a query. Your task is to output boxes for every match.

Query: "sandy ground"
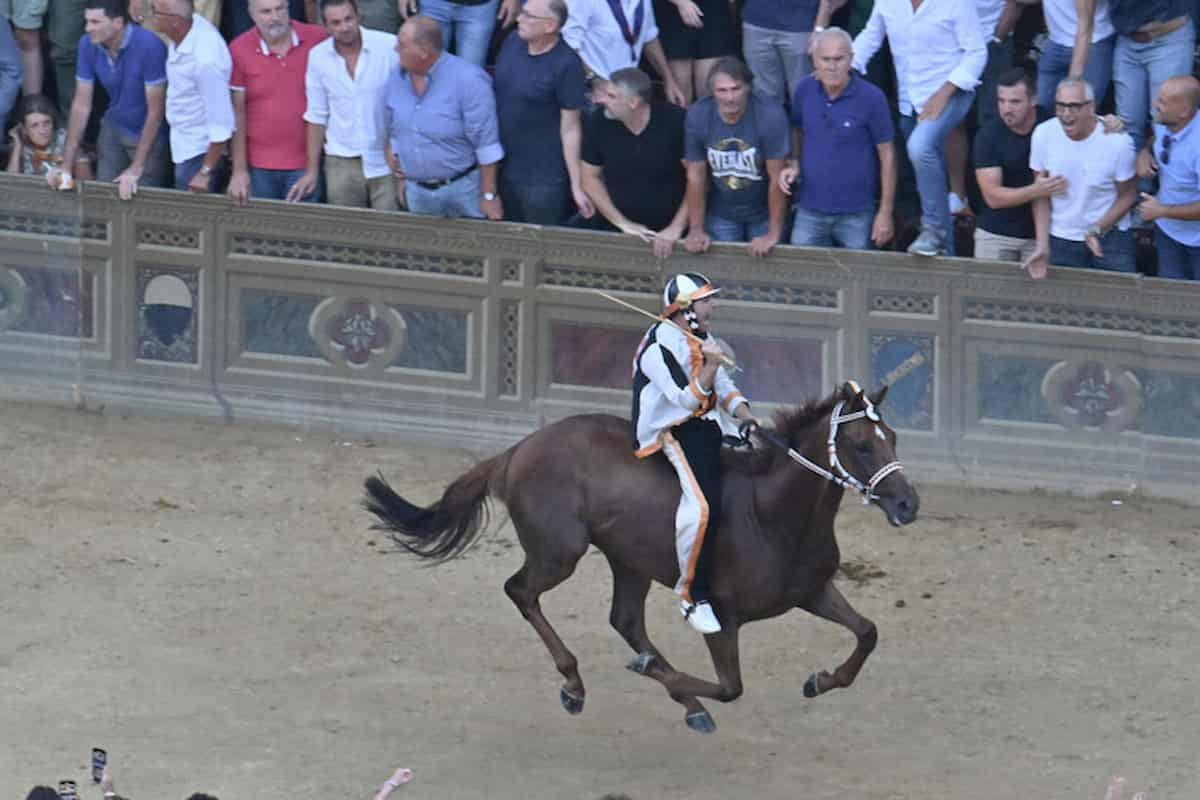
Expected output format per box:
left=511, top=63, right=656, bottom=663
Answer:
left=2, top=400, right=1198, bottom=800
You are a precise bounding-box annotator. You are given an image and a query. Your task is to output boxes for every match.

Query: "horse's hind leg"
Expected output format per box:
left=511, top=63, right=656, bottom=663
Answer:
left=504, top=550, right=588, bottom=715
left=606, top=556, right=720, bottom=732
left=797, top=579, right=878, bottom=698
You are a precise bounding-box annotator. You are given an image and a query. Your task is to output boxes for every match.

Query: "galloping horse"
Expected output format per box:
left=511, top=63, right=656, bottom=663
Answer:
left=364, top=381, right=920, bottom=732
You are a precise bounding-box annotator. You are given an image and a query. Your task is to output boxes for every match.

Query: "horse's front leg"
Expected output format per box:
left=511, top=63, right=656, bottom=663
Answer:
left=798, top=579, right=878, bottom=698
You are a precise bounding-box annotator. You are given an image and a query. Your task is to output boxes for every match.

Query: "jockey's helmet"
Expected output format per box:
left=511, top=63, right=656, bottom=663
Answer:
left=662, top=272, right=721, bottom=317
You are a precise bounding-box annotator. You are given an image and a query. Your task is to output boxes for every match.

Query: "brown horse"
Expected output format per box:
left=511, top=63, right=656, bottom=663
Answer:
left=364, top=381, right=919, bottom=732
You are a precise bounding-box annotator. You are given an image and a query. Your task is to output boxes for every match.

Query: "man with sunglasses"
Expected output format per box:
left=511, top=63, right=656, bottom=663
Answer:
left=1135, top=75, right=1200, bottom=280
left=1026, top=77, right=1138, bottom=275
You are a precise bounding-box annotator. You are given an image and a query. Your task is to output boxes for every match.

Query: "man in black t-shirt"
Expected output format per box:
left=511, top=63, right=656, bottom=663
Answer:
left=973, top=68, right=1064, bottom=265
left=580, top=67, right=689, bottom=258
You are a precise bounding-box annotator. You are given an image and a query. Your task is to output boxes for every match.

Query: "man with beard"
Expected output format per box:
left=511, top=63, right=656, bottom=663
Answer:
left=1027, top=77, right=1139, bottom=275
left=683, top=56, right=789, bottom=257
left=579, top=67, right=689, bottom=258
left=289, top=0, right=396, bottom=208
left=227, top=0, right=326, bottom=204
left=51, top=0, right=169, bottom=198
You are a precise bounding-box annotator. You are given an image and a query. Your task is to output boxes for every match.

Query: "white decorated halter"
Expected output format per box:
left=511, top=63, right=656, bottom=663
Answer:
left=765, top=390, right=905, bottom=504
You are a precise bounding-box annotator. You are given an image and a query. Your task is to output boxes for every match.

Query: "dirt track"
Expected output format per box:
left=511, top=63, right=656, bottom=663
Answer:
left=2, top=401, right=1198, bottom=800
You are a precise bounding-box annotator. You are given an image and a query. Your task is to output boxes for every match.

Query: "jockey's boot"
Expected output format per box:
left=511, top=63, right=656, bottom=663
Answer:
left=680, top=599, right=722, bottom=634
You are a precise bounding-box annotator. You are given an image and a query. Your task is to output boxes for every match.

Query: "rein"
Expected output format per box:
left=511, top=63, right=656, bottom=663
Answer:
left=744, top=398, right=904, bottom=505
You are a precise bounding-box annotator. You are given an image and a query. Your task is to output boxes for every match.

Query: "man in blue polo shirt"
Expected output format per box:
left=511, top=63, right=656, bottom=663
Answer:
left=780, top=27, right=895, bottom=250
left=1137, top=75, right=1200, bottom=279
left=53, top=0, right=169, bottom=198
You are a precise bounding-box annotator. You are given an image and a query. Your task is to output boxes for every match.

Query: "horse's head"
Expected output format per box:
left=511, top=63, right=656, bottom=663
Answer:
left=827, top=381, right=920, bottom=527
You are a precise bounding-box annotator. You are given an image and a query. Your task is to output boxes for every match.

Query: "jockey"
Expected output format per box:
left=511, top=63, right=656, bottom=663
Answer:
left=631, top=272, right=757, bottom=635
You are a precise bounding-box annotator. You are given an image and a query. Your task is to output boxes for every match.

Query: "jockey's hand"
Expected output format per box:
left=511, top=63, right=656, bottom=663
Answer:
left=700, top=337, right=724, bottom=364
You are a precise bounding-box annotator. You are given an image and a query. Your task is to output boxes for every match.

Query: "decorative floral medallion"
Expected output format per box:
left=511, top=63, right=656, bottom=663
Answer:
left=1040, top=360, right=1142, bottom=432
left=309, top=297, right=406, bottom=369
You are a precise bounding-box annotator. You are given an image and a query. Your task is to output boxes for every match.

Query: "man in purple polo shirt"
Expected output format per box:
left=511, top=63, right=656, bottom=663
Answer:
left=52, top=0, right=169, bottom=199
left=780, top=27, right=896, bottom=250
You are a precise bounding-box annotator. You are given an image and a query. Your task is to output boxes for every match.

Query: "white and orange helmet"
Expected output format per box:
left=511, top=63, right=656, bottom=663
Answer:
left=662, top=273, right=721, bottom=325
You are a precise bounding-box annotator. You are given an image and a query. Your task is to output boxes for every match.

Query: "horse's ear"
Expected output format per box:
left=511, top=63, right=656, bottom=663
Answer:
left=841, top=380, right=864, bottom=400
left=870, top=385, right=889, bottom=407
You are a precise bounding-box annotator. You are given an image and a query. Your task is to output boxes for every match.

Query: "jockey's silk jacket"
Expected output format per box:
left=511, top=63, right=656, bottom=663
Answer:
left=631, top=320, right=748, bottom=457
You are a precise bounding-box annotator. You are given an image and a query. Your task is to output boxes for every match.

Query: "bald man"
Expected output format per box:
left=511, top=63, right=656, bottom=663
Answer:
left=384, top=15, right=504, bottom=219
left=1137, top=75, right=1200, bottom=280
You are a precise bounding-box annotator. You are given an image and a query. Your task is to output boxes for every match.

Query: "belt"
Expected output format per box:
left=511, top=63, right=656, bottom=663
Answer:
left=1129, top=15, right=1187, bottom=43
left=415, top=163, right=478, bottom=191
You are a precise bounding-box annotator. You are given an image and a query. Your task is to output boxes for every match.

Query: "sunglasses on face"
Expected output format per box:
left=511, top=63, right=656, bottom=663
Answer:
left=1161, top=134, right=1174, bottom=165
left=1054, top=100, right=1093, bottom=112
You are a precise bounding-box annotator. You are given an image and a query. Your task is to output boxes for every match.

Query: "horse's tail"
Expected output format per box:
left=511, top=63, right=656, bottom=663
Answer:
left=363, top=451, right=511, bottom=561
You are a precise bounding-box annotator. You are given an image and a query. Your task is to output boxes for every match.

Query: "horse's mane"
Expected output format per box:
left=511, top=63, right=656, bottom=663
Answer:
left=722, top=387, right=848, bottom=476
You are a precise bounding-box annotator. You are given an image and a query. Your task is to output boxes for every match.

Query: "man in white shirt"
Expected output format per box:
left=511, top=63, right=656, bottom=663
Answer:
left=288, top=0, right=397, bottom=208
left=560, top=0, right=686, bottom=107
left=153, top=0, right=234, bottom=193
left=1026, top=77, right=1138, bottom=276
left=853, top=0, right=986, bottom=257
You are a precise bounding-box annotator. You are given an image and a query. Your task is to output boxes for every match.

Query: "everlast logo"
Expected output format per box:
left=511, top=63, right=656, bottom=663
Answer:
left=707, top=145, right=760, bottom=180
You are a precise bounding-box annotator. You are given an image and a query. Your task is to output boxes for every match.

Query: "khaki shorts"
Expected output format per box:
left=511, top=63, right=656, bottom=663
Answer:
left=0, top=0, right=49, bottom=29
left=974, top=227, right=1036, bottom=264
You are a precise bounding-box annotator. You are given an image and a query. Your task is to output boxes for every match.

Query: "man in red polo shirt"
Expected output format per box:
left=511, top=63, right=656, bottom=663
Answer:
left=227, top=0, right=327, bottom=204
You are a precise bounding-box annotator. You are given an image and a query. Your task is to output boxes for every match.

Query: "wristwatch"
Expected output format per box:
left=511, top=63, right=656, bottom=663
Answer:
left=1086, top=223, right=1105, bottom=239
left=199, top=164, right=212, bottom=176
left=483, top=191, right=497, bottom=201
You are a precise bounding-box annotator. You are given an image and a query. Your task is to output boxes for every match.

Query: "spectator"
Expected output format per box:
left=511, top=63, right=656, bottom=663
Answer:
left=227, top=0, right=327, bottom=204
left=561, top=0, right=687, bottom=107
left=229, top=0, right=311, bottom=38
left=853, top=0, right=986, bottom=256
left=1, top=0, right=43, bottom=95
left=653, top=0, right=737, bottom=103
left=973, top=67, right=1061, bottom=263
left=408, top=0, right=517, bottom=67
left=0, top=10, right=23, bottom=122
left=51, top=0, right=168, bottom=199
left=290, top=0, right=396, bottom=207
left=492, top=0, right=591, bottom=224
left=1110, top=0, right=1195, bottom=150
left=1137, top=75, right=1200, bottom=279
left=154, top=0, right=233, bottom=192
left=1027, top=76, right=1138, bottom=275
left=781, top=27, right=896, bottom=249
left=1036, top=0, right=1116, bottom=114
left=384, top=15, right=503, bottom=218
left=47, top=0, right=88, bottom=121
left=371, top=766, right=414, bottom=799
left=7, top=93, right=93, bottom=178
left=683, top=57, right=789, bottom=257
left=741, top=0, right=818, bottom=106
left=580, top=67, right=688, bottom=257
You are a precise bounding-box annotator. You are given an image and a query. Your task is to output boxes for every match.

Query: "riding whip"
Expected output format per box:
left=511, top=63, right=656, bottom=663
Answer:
left=593, top=290, right=740, bottom=372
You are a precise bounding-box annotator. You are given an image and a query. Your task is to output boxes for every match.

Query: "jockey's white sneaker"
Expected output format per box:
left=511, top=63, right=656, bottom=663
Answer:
left=681, top=600, right=722, bottom=634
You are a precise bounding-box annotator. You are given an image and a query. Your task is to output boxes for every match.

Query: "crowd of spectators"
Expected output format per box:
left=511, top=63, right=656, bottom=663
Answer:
left=3, top=0, right=1200, bottom=277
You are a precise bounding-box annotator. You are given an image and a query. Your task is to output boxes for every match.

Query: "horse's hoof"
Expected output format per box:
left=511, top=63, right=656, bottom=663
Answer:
left=626, top=652, right=656, bottom=675
left=560, top=688, right=585, bottom=715
left=685, top=710, right=716, bottom=733
left=803, top=673, right=821, bottom=698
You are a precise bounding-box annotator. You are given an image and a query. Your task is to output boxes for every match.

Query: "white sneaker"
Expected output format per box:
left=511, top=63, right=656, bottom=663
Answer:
left=680, top=600, right=722, bottom=634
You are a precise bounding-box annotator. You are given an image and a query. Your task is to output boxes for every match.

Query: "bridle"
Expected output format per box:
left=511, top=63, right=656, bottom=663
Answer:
left=746, top=394, right=905, bottom=504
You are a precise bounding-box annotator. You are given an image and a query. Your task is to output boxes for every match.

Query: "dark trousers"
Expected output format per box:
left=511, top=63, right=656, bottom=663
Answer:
left=672, top=417, right=723, bottom=601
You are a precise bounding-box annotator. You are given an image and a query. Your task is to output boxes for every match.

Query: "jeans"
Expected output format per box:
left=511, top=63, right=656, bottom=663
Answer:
left=1037, top=35, right=1116, bottom=112
left=418, top=0, right=500, bottom=66
left=1050, top=230, right=1136, bottom=273
left=1114, top=21, right=1196, bottom=149
left=741, top=22, right=811, bottom=106
left=251, top=166, right=319, bottom=202
left=406, top=167, right=485, bottom=218
left=1155, top=227, right=1200, bottom=279
left=499, top=176, right=571, bottom=225
left=96, top=119, right=171, bottom=186
left=0, top=17, right=23, bottom=122
left=977, top=36, right=1014, bottom=128
left=790, top=207, right=874, bottom=249
left=46, top=0, right=86, bottom=120
left=705, top=210, right=770, bottom=242
left=899, top=88, right=974, bottom=256
left=175, top=153, right=218, bottom=193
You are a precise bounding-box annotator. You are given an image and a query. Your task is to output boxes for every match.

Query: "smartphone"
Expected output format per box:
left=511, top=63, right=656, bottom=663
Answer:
left=58, top=780, right=78, bottom=800
left=92, top=747, right=107, bottom=783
